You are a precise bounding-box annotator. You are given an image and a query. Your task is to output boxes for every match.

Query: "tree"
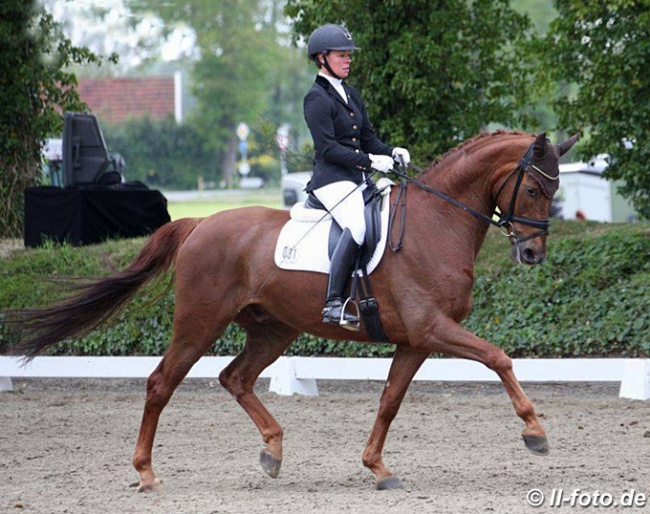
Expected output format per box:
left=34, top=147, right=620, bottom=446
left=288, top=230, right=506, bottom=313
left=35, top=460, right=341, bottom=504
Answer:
left=537, top=1, right=650, bottom=219
left=102, top=116, right=215, bottom=190
left=0, top=1, right=108, bottom=237
left=133, top=0, right=311, bottom=188
left=40, top=0, right=168, bottom=75
left=285, top=0, right=536, bottom=163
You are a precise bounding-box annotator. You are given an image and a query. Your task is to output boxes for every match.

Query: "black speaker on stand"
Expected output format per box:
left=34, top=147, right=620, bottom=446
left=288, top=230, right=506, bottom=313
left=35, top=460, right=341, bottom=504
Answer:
left=24, top=112, right=171, bottom=247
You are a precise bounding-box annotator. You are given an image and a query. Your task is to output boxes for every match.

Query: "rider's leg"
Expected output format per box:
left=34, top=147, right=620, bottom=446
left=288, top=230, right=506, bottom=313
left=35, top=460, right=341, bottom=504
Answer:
left=322, top=227, right=359, bottom=327
left=313, top=181, right=366, bottom=328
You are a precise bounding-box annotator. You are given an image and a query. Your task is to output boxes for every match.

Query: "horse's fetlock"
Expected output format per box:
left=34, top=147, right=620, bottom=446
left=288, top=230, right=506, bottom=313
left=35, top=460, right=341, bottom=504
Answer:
left=361, top=451, right=376, bottom=469
left=133, top=454, right=150, bottom=472
left=264, top=427, right=284, bottom=446
left=517, top=400, right=536, bottom=422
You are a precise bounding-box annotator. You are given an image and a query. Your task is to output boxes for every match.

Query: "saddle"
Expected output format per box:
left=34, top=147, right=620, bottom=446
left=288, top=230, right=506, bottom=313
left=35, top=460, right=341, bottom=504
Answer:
left=274, top=177, right=393, bottom=275
left=274, top=178, right=394, bottom=343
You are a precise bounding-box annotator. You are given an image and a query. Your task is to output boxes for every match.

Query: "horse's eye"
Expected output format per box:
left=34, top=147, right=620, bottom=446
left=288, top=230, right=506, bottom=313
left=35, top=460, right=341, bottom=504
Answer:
left=526, top=186, right=539, bottom=198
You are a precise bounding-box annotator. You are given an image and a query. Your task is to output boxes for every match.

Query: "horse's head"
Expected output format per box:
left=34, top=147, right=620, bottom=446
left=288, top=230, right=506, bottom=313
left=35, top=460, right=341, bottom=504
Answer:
left=494, top=132, right=579, bottom=265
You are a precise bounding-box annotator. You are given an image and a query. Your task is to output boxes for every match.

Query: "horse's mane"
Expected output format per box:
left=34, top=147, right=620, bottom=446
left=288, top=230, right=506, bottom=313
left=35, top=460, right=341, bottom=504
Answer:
left=423, top=129, right=530, bottom=175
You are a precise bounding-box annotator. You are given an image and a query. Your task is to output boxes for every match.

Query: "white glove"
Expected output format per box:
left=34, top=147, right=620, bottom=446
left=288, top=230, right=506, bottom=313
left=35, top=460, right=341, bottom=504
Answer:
left=369, top=154, right=394, bottom=173
left=392, top=147, right=411, bottom=167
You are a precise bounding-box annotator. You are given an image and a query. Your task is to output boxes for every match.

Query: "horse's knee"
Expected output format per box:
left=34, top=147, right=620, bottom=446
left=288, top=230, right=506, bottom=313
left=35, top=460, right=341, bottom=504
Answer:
left=485, top=348, right=512, bottom=374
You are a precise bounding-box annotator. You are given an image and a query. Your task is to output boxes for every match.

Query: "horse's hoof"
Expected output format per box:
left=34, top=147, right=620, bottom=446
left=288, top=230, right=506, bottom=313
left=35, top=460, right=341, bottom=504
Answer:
left=135, top=478, right=162, bottom=493
left=376, top=475, right=404, bottom=490
left=523, top=434, right=550, bottom=456
left=260, top=449, right=282, bottom=478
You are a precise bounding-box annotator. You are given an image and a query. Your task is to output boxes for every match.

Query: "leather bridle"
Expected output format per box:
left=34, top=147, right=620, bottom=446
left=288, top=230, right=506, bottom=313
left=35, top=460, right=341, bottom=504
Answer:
left=391, top=141, right=553, bottom=245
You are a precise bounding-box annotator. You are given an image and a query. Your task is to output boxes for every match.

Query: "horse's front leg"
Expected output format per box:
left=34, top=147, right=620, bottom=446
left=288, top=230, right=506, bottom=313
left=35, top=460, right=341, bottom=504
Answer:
left=362, top=345, right=429, bottom=489
left=428, top=318, right=548, bottom=455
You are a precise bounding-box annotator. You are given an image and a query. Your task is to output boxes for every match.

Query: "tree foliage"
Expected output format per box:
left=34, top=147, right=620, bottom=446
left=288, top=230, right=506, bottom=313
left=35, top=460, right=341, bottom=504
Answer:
left=101, top=116, right=214, bottom=190
left=285, top=0, right=536, bottom=163
left=537, top=1, right=650, bottom=219
left=132, top=0, right=312, bottom=187
left=101, top=115, right=293, bottom=189
left=6, top=0, right=650, bottom=230
left=0, top=1, right=108, bottom=237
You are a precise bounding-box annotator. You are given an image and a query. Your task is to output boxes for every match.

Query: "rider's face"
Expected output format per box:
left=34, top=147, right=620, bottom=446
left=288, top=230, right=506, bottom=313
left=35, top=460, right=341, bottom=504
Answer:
left=320, top=50, right=352, bottom=79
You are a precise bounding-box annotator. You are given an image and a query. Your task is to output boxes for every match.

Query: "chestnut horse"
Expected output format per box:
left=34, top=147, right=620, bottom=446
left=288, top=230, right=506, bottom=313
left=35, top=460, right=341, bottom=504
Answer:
left=9, top=130, right=578, bottom=491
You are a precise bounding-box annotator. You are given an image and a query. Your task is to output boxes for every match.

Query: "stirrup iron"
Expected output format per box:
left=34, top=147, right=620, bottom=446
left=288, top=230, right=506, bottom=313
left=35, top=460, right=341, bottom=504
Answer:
left=339, top=297, right=360, bottom=331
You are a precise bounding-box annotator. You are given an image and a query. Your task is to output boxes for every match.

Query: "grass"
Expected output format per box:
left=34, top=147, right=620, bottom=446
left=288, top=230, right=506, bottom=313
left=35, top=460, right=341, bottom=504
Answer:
left=165, top=188, right=283, bottom=220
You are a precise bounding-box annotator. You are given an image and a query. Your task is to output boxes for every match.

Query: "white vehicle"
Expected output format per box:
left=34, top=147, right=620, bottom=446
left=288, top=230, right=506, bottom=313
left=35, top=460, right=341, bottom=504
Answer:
left=281, top=171, right=312, bottom=209
left=558, top=155, right=637, bottom=222
left=42, top=138, right=63, bottom=187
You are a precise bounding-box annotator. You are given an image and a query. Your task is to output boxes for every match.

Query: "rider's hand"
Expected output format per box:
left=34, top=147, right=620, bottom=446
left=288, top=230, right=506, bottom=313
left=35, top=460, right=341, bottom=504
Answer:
left=392, top=147, right=411, bottom=167
left=369, top=154, right=394, bottom=173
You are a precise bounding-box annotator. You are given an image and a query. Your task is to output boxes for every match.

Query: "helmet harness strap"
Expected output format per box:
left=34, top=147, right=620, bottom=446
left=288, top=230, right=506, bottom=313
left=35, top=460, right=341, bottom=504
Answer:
left=320, top=52, right=343, bottom=80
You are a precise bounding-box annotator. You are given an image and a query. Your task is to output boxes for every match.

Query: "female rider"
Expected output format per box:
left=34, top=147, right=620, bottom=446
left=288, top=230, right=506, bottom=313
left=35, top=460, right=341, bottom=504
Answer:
left=303, top=24, right=410, bottom=329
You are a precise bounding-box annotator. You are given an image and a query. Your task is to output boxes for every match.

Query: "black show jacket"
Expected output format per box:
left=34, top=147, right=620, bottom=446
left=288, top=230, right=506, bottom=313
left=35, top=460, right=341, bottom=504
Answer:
left=303, top=75, right=393, bottom=192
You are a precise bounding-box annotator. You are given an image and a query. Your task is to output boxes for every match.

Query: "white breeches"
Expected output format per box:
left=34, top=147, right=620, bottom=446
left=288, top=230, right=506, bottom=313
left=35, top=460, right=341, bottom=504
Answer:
left=313, top=180, right=366, bottom=246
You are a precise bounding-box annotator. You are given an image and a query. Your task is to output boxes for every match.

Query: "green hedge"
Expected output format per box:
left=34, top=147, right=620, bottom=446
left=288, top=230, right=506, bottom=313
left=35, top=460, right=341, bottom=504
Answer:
left=1, top=221, right=649, bottom=358
left=465, top=224, right=650, bottom=357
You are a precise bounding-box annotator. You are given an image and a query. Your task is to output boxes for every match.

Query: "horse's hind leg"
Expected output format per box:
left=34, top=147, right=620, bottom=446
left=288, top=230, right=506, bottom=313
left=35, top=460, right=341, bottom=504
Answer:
left=132, top=312, right=232, bottom=493
left=218, top=308, right=299, bottom=479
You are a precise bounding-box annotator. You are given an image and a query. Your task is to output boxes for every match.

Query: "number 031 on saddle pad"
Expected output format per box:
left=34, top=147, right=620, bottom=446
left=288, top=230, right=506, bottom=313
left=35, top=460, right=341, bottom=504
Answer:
left=274, top=178, right=394, bottom=274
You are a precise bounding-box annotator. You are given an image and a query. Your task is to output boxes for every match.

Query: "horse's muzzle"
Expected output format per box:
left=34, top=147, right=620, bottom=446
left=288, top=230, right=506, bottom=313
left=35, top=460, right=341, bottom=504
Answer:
left=511, top=240, right=546, bottom=266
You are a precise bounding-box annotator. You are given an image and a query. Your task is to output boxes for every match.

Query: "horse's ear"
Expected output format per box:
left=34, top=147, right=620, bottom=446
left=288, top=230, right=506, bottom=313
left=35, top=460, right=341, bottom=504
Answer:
left=556, top=132, right=580, bottom=157
left=533, top=132, right=547, bottom=158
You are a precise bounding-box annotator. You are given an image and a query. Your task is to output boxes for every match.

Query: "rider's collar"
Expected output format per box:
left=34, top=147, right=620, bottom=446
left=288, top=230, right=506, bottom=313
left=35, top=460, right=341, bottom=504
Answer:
left=318, top=71, right=343, bottom=87
left=318, top=72, right=347, bottom=103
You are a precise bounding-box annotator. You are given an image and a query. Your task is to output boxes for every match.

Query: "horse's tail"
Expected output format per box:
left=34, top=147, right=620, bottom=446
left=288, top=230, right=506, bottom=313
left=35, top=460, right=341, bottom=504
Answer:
left=6, top=217, right=201, bottom=362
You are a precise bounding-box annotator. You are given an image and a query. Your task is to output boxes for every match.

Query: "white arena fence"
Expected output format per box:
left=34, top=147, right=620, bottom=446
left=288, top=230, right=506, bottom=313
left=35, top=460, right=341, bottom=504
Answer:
left=1, top=356, right=649, bottom=400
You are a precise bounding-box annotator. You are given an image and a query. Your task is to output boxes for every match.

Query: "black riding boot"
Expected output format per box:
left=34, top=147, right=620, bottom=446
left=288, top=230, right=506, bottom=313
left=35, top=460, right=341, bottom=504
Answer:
left=322, top=228, right=360, bottom=330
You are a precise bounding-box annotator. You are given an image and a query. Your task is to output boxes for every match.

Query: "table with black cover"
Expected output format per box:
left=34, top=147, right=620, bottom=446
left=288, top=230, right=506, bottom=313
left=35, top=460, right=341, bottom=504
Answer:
left=24, top=184, right=171, bottom=247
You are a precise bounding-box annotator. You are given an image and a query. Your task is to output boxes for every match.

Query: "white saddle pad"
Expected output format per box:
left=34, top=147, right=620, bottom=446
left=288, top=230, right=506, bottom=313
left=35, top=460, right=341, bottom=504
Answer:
left=274, top=178, right=394, bottom=274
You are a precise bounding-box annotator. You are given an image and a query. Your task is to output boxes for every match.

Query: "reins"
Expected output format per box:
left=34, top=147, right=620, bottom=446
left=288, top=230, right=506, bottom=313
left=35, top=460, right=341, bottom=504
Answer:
left=390, top=143, right=551, bottom=244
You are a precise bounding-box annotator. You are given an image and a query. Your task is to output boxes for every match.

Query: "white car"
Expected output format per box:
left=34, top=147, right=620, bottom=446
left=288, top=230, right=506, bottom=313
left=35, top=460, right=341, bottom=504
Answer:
left=281, top=171, right=312, bottom=209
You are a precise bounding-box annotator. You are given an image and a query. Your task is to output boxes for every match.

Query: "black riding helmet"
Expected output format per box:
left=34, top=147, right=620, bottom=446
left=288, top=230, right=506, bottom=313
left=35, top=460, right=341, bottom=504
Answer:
left=307, top=24, right=359, bottom=79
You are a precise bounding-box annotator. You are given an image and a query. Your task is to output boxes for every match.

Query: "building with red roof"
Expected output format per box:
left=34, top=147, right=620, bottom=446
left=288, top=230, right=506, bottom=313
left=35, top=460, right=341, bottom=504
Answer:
left=76, top=74, right=182, bottom=125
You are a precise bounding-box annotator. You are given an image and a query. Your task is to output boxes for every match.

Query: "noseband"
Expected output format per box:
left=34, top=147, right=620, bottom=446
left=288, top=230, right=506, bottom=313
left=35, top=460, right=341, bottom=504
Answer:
left=391, top=140, right=552, bottom=245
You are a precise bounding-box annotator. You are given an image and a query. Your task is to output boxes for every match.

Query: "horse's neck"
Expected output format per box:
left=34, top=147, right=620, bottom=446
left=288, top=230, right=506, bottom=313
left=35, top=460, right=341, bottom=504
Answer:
left=412, top=135, right=530, bottom=257
left=431, top=134, right=524, bottom=198
left=425, top=134, right=529, bottom=211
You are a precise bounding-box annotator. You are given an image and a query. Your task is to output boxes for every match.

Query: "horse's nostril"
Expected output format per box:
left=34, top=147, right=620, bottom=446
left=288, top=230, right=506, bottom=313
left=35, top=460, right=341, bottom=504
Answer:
left=522, top=248, right=539, bottom=264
